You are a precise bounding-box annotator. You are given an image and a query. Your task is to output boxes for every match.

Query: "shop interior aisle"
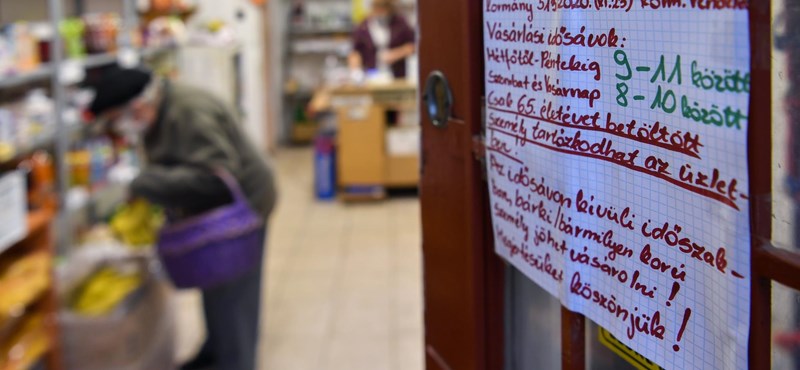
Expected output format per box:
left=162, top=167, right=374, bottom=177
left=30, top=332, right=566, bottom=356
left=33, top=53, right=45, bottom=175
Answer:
left=174, top=147, right=424, bottom=370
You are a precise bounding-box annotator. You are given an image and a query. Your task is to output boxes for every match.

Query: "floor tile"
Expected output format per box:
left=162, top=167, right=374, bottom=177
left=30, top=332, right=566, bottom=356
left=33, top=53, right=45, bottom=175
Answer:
left=175, top=147, right=423, bottom=370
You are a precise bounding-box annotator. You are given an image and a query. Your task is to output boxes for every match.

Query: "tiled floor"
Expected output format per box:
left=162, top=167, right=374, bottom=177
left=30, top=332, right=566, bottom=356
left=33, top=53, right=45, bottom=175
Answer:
left=175, top=147, right=424, bottom=370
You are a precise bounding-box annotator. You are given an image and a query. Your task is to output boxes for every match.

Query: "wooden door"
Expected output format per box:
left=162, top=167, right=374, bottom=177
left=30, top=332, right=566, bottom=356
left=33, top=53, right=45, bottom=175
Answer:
left=418, top=1, right=505, bottom=370
left=418, top=1, right=787, bottom=369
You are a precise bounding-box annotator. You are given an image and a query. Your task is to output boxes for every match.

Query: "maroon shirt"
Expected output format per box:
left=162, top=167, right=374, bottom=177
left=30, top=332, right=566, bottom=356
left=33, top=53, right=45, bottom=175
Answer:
left=352, top=15, right=415, bottom=78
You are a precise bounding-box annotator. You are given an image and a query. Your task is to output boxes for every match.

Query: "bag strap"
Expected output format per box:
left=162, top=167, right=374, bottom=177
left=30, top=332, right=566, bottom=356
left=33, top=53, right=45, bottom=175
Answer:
left=214, top=168, right=248, bottom=204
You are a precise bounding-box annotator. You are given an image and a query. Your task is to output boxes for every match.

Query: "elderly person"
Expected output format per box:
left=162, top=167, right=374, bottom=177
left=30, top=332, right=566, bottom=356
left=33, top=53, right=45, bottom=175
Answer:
left=88, top=66, right=276, bottom=370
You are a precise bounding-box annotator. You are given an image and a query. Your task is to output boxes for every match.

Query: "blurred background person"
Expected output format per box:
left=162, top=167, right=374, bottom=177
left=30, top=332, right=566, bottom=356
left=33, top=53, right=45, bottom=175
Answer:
left=348, top=0, right=415, bottom=79
left=88, top=66, right=277, bottom=370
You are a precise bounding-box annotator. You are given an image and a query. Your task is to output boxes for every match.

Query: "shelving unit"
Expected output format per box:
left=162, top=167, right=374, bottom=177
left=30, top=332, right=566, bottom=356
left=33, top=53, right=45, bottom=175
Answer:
left=0, top=207, right=62, bottom=370
left=281, top=0, right=353, bottom=144
left=288, top=26, right=353, bottom=38
left=0, top=68, right=56, bottom=90
left=0, top=46, right=174, bottom=88
left=0, top=0, right=179, bottom=369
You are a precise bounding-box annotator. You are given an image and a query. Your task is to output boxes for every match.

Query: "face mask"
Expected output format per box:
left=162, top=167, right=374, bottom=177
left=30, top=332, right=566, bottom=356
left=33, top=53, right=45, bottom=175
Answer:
left=112, top=109, right=148, bottom=136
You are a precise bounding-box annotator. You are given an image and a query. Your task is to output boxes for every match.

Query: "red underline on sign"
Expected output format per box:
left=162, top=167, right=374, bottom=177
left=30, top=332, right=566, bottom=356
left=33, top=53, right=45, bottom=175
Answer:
left=486, top=105, right=701, bottom=159
left=487, top=147, right=523, bottom=164
left=488, top=126, right=739, bottom=210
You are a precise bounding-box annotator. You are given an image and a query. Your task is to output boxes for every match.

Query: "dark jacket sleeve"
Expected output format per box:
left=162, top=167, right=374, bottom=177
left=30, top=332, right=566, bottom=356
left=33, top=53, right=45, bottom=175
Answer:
left=392, top=16, right=415, bottom=47
left=130, top=110, right=238, bottom=211
left=353, top=24, right=374, bottom=68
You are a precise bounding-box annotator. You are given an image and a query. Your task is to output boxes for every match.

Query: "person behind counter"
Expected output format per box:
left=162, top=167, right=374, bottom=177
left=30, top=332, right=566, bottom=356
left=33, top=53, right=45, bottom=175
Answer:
left=348, top=0, right=415, bottom=79
left=87, top=66, right=277, bottom=370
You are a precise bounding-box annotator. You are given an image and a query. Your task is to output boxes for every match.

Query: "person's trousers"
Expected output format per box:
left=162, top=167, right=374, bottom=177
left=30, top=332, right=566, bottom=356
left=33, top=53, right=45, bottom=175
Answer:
left=199, top=228, right=266, bottom=370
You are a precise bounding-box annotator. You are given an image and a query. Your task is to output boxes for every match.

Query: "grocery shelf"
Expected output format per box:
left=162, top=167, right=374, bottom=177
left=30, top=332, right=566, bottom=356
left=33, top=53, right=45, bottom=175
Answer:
left=0, top=46, right=176, bottom=90
left=0, top=278, right=49, bottom=339
left=284, top=89, right=314, bottom=98
left=141, top=45, right=177, bottom=58
left=0, top=122, right=84, bottom=164
left=289, top=27, right=354, bottom=37
left=80, top=53, right=118, bottom=70
left=27, top=209, right=55, bottom=238
left=0, top=66, right=55, bottom=90
left=291, top=49, right=350, bottom=56
left=82, top=46, right=175, bottom=69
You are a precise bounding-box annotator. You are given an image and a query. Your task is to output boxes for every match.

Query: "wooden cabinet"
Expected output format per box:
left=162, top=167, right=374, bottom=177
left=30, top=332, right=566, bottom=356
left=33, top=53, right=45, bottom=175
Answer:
left=330, top=82, right=420, bottom=197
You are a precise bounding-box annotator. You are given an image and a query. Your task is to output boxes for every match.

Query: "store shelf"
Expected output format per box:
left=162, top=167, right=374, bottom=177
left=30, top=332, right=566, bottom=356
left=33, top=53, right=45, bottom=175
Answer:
left=27, top=209, right=55, bottom=238
left=2, top=325, right=51, bottom=370
left=141, top=45, right=177, bottom=58
left=0, top=66, right=55, bottom=90
left=289, top=26, right=354, bottom=37
left=80, top=53, right=118, bottom=70
left=0, top=46, right=176, bottom=90
left=0, top=280, right=49, bottom=340
left=284, top=89, right=315, bottom=98
left=291, top=49, right=350, bottom=56
left=0, top=121, right=84, bottom=164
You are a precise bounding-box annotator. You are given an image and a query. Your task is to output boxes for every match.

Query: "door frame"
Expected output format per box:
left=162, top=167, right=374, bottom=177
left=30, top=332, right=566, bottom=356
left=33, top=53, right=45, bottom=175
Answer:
left=418, top=1, right=505, bottom=369
left=419, top=1, right=787, bottom=369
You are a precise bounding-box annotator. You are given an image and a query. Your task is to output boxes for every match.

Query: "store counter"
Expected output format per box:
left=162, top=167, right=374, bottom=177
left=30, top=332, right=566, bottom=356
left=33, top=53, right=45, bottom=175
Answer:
left=325, top=81, right=420, bottom=197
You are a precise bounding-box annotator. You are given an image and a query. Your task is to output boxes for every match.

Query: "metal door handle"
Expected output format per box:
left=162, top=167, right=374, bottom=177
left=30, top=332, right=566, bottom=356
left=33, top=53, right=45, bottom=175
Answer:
left=423, top=71, right=453, bottom=128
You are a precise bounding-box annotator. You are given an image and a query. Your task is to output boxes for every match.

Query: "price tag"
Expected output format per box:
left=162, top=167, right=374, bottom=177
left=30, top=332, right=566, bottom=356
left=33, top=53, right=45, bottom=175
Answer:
left=0, top=171, right=28, bottom=253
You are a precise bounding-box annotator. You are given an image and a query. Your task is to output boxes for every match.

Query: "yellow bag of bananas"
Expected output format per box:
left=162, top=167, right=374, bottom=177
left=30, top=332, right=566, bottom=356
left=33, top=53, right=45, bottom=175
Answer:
left=110, top=199, right=164, bottom=247
left=70, top=267, right=142, bottom=317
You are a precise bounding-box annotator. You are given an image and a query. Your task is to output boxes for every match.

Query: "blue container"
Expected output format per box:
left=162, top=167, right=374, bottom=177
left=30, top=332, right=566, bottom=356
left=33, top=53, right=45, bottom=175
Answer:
left=314, top=134, right=336, bottom=200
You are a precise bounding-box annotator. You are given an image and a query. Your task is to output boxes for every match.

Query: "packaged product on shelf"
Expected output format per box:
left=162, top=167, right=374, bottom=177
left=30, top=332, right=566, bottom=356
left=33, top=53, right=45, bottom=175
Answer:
left=66, top=136, right=116, bottom=189
left=0, top=312, right=50, bottom=370
left=87, top=137, right=114, bottom=187
left=17, top=90, right=54, bottom=144
left=83, top=13, right=120, bottom=54
left=0, top=252, right=51, bottom=322
left=9, top=23, right=40, bottom=73
left=0, top=33, right=15, bottom=77
left=66, top=149, right=90, bottom=187
left=0, top=109, right=14, bottom=160
left=29, top=151, right=56, bottom=210
left=59, top=19, right=86, bottom=59
left=29, top=23, right=53, bottom=63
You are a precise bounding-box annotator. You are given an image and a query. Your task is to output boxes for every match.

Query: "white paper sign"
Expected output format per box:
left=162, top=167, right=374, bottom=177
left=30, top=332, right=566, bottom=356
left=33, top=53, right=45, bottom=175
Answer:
left=483, top=2, right=750, bottom=369
left=0, top=171, right=28, bottom=254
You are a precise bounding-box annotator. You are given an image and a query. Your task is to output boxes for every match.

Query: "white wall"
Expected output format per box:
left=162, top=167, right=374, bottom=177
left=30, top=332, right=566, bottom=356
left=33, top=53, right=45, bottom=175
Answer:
left=268, top=0, right=287, bottom=146
left=190, top=0, right=270, bottom=152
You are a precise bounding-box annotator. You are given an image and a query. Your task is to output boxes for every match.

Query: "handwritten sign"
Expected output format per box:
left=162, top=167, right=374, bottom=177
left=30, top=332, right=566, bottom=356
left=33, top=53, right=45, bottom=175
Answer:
left=483, top=2, right=750, bottom=369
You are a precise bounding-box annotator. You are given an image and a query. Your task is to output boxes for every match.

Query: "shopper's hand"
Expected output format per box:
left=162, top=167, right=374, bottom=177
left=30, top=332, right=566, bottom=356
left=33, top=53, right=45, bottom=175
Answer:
left=379, top=50, right=400, bottom=65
